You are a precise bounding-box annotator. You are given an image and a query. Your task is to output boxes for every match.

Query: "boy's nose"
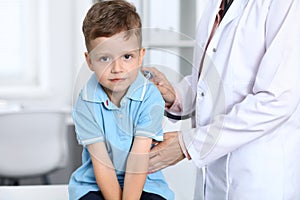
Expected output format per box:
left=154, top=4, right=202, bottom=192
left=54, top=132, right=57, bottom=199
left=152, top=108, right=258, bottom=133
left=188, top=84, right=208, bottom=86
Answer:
left=111, top=59, right=124, bottom=73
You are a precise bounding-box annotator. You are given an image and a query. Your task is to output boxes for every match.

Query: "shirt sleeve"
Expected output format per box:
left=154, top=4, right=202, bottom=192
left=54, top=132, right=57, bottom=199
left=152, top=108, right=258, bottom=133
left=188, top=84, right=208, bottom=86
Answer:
left=135, top=84, right=165, bottom=141
left=72, top=93, right=104, bottom=146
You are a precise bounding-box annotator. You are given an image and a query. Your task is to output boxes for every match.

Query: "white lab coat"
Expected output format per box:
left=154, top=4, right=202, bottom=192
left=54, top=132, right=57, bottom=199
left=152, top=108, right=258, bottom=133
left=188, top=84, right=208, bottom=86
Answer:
left=175, top=0, right=300, bottom=199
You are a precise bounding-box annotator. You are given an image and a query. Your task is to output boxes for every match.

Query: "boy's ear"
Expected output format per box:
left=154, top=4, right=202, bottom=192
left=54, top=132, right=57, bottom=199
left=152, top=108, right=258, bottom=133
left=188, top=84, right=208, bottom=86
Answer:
left=85, top=52, right=94, bottom=71
left=138, top=48, right=146, bottom=66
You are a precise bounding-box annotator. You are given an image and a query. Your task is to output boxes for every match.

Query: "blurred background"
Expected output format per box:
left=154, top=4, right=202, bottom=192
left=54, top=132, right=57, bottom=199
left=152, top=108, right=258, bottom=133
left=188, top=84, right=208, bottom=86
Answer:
left=0, top=0, right=208, bottom=199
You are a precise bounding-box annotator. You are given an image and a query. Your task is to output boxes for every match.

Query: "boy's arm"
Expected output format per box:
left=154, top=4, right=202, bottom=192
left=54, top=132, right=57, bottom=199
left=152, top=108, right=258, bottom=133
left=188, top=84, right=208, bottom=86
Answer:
left=123, top=136, right=152, bottom=200
left=88, top=142, right=122, bottom=200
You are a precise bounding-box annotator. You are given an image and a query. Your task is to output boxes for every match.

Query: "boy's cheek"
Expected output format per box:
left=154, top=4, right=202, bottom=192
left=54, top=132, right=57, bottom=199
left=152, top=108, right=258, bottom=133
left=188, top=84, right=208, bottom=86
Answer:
left=94, top=68, right=108, bottom=80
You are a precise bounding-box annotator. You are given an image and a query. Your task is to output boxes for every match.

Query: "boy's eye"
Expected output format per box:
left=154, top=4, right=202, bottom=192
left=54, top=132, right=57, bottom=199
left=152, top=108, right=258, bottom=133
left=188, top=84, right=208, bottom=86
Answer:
left=100, top=56, right=110, bottom=62
left=123, top=54, right=133, bottom=60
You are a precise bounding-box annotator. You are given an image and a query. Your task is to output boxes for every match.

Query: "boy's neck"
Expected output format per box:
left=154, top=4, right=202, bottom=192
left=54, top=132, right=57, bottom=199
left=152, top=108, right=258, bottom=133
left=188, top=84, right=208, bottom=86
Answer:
left=106, top=89, right=128, bottom=108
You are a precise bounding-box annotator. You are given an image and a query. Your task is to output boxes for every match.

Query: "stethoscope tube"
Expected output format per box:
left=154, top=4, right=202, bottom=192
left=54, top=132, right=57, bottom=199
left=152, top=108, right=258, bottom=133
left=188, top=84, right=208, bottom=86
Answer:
left=164, top=110, right=194, bottom=120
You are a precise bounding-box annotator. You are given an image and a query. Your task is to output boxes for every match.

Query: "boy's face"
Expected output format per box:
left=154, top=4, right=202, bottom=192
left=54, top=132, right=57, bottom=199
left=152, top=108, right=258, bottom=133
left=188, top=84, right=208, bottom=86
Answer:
left=85, top=32, right=145, bottom=99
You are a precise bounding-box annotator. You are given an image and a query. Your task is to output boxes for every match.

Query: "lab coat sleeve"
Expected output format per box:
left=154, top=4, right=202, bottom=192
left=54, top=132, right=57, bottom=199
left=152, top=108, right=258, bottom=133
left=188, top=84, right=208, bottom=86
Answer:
left=182, top=0, right=300, bottom=167
left=168, top=74, right=197, bottom=116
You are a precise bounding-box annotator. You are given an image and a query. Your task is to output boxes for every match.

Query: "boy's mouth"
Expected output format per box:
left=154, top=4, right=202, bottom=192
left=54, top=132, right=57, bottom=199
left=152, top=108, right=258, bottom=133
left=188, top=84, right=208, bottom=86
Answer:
left=109, top=78, right=126, bottom=83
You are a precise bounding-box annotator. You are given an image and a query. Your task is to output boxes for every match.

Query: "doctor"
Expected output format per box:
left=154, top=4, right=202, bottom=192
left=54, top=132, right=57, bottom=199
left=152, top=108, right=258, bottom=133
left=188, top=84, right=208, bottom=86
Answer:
left=146, top=0, right=300, bottom=199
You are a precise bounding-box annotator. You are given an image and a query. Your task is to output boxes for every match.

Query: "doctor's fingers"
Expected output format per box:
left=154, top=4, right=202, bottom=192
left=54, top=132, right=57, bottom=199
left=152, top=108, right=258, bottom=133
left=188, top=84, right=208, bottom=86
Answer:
left=148, top=155, right=170, bottom=173
left=148, top=142, right=171, bottom=172
left=148, top=147, right=185, bottom=173
left=156, top=84, right=176, bottom=107
left=141, top=67, right=176, bottom=100
left=142, top=67, right=169, bottom=85
left=148, top=132, right=185, bottom=172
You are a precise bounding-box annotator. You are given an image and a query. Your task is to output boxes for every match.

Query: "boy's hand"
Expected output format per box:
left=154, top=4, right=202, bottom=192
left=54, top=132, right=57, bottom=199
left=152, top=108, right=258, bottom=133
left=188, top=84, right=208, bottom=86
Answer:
left=142, top=67, right=176, bottom=108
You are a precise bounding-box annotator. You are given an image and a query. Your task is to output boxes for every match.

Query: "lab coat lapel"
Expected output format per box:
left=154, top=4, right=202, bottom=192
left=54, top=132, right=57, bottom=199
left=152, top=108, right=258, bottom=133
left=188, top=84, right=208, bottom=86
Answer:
left=219, top=0, right=249, bottom=29
left=200, top=0, right=222, bottom=40
left=199, top=0, right=249, bottom=48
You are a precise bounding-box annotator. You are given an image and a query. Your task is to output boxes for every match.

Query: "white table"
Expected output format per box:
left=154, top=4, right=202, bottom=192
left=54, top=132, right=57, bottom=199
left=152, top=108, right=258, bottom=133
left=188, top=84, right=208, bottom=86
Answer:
left=0, top=185, right=68, bottom=200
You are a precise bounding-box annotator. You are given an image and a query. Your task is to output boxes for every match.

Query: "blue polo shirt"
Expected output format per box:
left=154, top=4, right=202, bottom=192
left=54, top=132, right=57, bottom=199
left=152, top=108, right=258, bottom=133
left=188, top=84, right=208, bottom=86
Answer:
left=69, top=71, right=174, bottom=200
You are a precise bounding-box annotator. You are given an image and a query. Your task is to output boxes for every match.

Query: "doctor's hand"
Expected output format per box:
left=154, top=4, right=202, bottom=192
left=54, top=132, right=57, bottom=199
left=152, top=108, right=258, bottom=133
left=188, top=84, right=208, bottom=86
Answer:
left=142, top=67, right=176, bottom=108
left=148, top=131, right=185, bottom=173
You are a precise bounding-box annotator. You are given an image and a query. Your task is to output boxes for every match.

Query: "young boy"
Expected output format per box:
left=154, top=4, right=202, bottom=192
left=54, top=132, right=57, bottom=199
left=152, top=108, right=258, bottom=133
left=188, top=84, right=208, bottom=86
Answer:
left=68, top=1, right=174, bottom=200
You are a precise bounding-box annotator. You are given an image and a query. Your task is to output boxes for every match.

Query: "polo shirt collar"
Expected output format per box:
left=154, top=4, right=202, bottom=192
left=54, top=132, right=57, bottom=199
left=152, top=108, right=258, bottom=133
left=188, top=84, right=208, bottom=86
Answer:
left=82, top=71, right=148, bottom=104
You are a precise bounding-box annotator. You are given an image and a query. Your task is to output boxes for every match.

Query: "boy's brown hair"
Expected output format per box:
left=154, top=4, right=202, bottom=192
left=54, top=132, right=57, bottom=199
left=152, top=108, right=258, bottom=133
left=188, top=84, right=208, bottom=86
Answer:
left=82, top=0, right=142, bottom=52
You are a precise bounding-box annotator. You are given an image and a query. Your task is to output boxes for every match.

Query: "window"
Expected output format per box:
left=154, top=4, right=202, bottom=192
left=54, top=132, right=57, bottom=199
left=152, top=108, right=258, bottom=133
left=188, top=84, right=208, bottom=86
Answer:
left=0, top=0, right=49, bottom=96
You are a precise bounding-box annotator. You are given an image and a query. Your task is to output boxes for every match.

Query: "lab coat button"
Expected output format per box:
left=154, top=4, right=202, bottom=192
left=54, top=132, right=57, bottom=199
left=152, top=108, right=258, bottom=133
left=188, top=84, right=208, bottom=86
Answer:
left=201, top=92, right=205, bottom=97
left=212, top=48, right=217, bottom=52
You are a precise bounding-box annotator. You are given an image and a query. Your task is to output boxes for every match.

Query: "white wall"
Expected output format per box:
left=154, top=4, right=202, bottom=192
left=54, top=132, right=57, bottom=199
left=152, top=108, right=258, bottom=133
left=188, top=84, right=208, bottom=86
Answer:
left=39, top=0, right=91, bottom=108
